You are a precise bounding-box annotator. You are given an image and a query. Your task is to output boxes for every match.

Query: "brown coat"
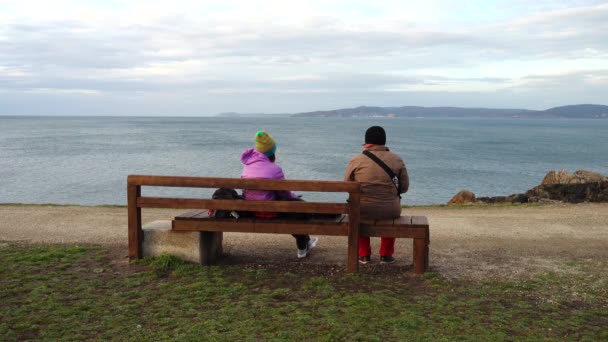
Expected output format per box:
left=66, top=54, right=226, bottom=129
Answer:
left=344, top=145, right=409, bottom=220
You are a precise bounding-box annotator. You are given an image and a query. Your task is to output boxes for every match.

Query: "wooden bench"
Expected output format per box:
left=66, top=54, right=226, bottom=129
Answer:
left=128, top=175, right=429, bottom=273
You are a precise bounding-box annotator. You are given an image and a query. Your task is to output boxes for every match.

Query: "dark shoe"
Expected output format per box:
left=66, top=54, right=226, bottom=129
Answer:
left=380, top=256, right=395, bottom=264
left=358, top=256, right=371, bottom=264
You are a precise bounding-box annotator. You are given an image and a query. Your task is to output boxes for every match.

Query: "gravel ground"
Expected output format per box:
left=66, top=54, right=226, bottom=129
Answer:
left=1, top=203, right=607, bottom=279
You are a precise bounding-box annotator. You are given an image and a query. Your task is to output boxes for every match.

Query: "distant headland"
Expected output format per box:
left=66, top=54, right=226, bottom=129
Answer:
left=217, top=104, right=608, bottom=119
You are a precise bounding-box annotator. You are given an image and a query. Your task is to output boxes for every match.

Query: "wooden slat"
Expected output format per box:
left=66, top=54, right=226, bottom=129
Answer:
left=310, top=215, right=428, bottom=230
left=360, top=225, right=429, bottom=239
left=411, top=216, right=429, bottom=226
left=375, top=218, right=395, bottom=226
left=394, top=216, right=412, bottom=225
left=253, top=222, right=348, bottom=235
left=193, top=211, right=210, bottom=219
left=383, top=215, right=428, bottom=228
left=177, top=216, right=345, bottom=225
left=138, top=197, right=349, bottom=214
left=128, top=175, right=360, bottom=193
left=360, top=215, right=428, bottom=236
left=175, top=210, right=205, bottom=219
left=172, top=219, right=348, bottom=236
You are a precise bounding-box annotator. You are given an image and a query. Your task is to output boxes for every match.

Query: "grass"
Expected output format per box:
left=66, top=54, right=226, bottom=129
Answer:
left=1, top=243, right=607, bottom=341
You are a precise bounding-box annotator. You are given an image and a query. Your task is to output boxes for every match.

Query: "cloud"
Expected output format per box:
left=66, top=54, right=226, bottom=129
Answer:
left=483, top=3, right=608, bottom=59
left=518, top=69, right=608, bottom=90
left=0, top=0, right=607, bottom=114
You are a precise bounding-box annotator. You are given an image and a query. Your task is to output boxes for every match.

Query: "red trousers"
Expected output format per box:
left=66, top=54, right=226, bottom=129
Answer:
left=358, top=236, right=395, bottom=257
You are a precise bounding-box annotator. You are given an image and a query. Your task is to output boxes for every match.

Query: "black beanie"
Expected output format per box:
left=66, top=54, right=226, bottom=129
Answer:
left=365, top=126, right=386, bottom=145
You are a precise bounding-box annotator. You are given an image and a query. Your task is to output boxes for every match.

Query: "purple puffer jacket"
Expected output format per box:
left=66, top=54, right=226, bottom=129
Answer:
left=240, top=148, right=298, bottom=201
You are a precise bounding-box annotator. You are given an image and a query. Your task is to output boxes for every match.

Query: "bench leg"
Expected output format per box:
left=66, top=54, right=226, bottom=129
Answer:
left=425, top=234, right=430, bottom=271
left=347, top=233, right=359, bottom=273
left=127, top=185, right=142, bottom=260
left=347, top=193, right=361, bottom=273
left=413, top=238, right=428, bottom=275
left=199, top=231, right=223, bottom=265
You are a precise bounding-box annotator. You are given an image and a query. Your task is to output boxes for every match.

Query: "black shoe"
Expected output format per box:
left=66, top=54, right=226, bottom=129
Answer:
left=380, top=256, right=395, bottom=264
left=358, top=256, right=371, bottom=264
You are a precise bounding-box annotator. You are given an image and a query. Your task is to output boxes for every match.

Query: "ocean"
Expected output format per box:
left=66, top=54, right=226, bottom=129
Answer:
left=1, top=116, right=607, bottom=205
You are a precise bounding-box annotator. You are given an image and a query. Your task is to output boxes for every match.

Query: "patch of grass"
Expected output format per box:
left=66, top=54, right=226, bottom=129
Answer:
left=141, top=254, right=186, bottom=278
left=1, top=243, right=606, bottom=340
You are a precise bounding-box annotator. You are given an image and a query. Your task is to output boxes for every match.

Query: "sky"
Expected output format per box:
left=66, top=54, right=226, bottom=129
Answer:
left=1, top=0, right=607, bottom=116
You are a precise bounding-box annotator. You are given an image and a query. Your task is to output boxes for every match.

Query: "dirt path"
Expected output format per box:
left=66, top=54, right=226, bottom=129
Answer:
left=1, top=203, right=607, bottom=279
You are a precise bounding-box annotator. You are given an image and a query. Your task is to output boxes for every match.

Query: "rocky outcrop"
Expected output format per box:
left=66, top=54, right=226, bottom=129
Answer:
left=541, top=170, right=572, bottom=185
left=569, top=170, right=607, bottom=184
left=541, top=169, right=606, bottom=185
left=448, top=190, right=476, bottom=205
left=525, top=181, right=608, bottom=203
left=454, top=169, right=608, bottom=205
left=476, top=193, right=528, bottom=204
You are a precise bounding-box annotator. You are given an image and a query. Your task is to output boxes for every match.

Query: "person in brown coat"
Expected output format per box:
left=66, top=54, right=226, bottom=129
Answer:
left=344, top=126, right=409, bottom=264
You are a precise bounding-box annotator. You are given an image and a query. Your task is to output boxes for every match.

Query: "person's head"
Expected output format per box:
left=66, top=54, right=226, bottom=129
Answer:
left=364, top=126, right=386, bottom=146
left=254, top=130, right=277, bottom=158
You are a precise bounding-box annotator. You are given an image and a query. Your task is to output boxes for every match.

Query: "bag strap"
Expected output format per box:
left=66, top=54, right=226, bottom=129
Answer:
left=362, top=150, right=401, bottom=199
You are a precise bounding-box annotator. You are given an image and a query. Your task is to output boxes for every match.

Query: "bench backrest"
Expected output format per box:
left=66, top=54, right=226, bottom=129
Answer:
left=127, top=175, right=360, bottom=214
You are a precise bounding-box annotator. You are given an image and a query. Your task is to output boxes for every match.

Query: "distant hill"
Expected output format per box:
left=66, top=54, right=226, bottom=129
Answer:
left=540, top=105, right=608, bottom=118
left=217, top=112, right=290, bottom=118
left=290, top=104, right=608, bottom=119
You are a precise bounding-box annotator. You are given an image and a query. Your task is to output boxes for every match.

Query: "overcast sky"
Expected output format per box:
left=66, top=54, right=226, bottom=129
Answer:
left=1, top=0, right=607, bottom=116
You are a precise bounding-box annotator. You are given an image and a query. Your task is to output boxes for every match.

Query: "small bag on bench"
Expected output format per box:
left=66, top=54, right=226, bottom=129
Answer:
left=208, top=188, right=247, bottom=219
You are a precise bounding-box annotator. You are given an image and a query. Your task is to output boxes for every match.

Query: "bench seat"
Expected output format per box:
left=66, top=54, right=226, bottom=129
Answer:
left=171, top=210, right=430, bottom=274
left=173, top=210, right=348, bottom=235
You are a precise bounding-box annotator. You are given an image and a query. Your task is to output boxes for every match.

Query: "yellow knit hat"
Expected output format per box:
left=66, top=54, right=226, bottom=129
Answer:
left=254, top=131, right=277, bottom=156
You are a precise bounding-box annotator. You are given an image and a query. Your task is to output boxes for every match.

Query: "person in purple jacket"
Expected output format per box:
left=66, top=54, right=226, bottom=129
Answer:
left=240, top=131, right=318, bottom=258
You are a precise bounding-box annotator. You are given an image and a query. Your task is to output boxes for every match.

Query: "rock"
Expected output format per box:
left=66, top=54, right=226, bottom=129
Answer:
left=476, top=170, right=607, bottom=205
left=482, top=196, right=506, bottom=204
left=448, top=190, right=476, bottom=205
left=525, top=180, right=608, bottom=203
left=569, top=170, right=606, bottom=184
left=506, top=193, right=528, bottom=203
left=527, top=197, right=561, bottom=204
left=541, top=170, right=572, bottom=185
left=541, top=169, right=606, bottom=185
left=476, top=194, right=528, bottom=204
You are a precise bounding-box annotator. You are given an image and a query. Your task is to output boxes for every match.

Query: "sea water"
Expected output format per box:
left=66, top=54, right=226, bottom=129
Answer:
left=1, top=116, right=607, bottom=205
